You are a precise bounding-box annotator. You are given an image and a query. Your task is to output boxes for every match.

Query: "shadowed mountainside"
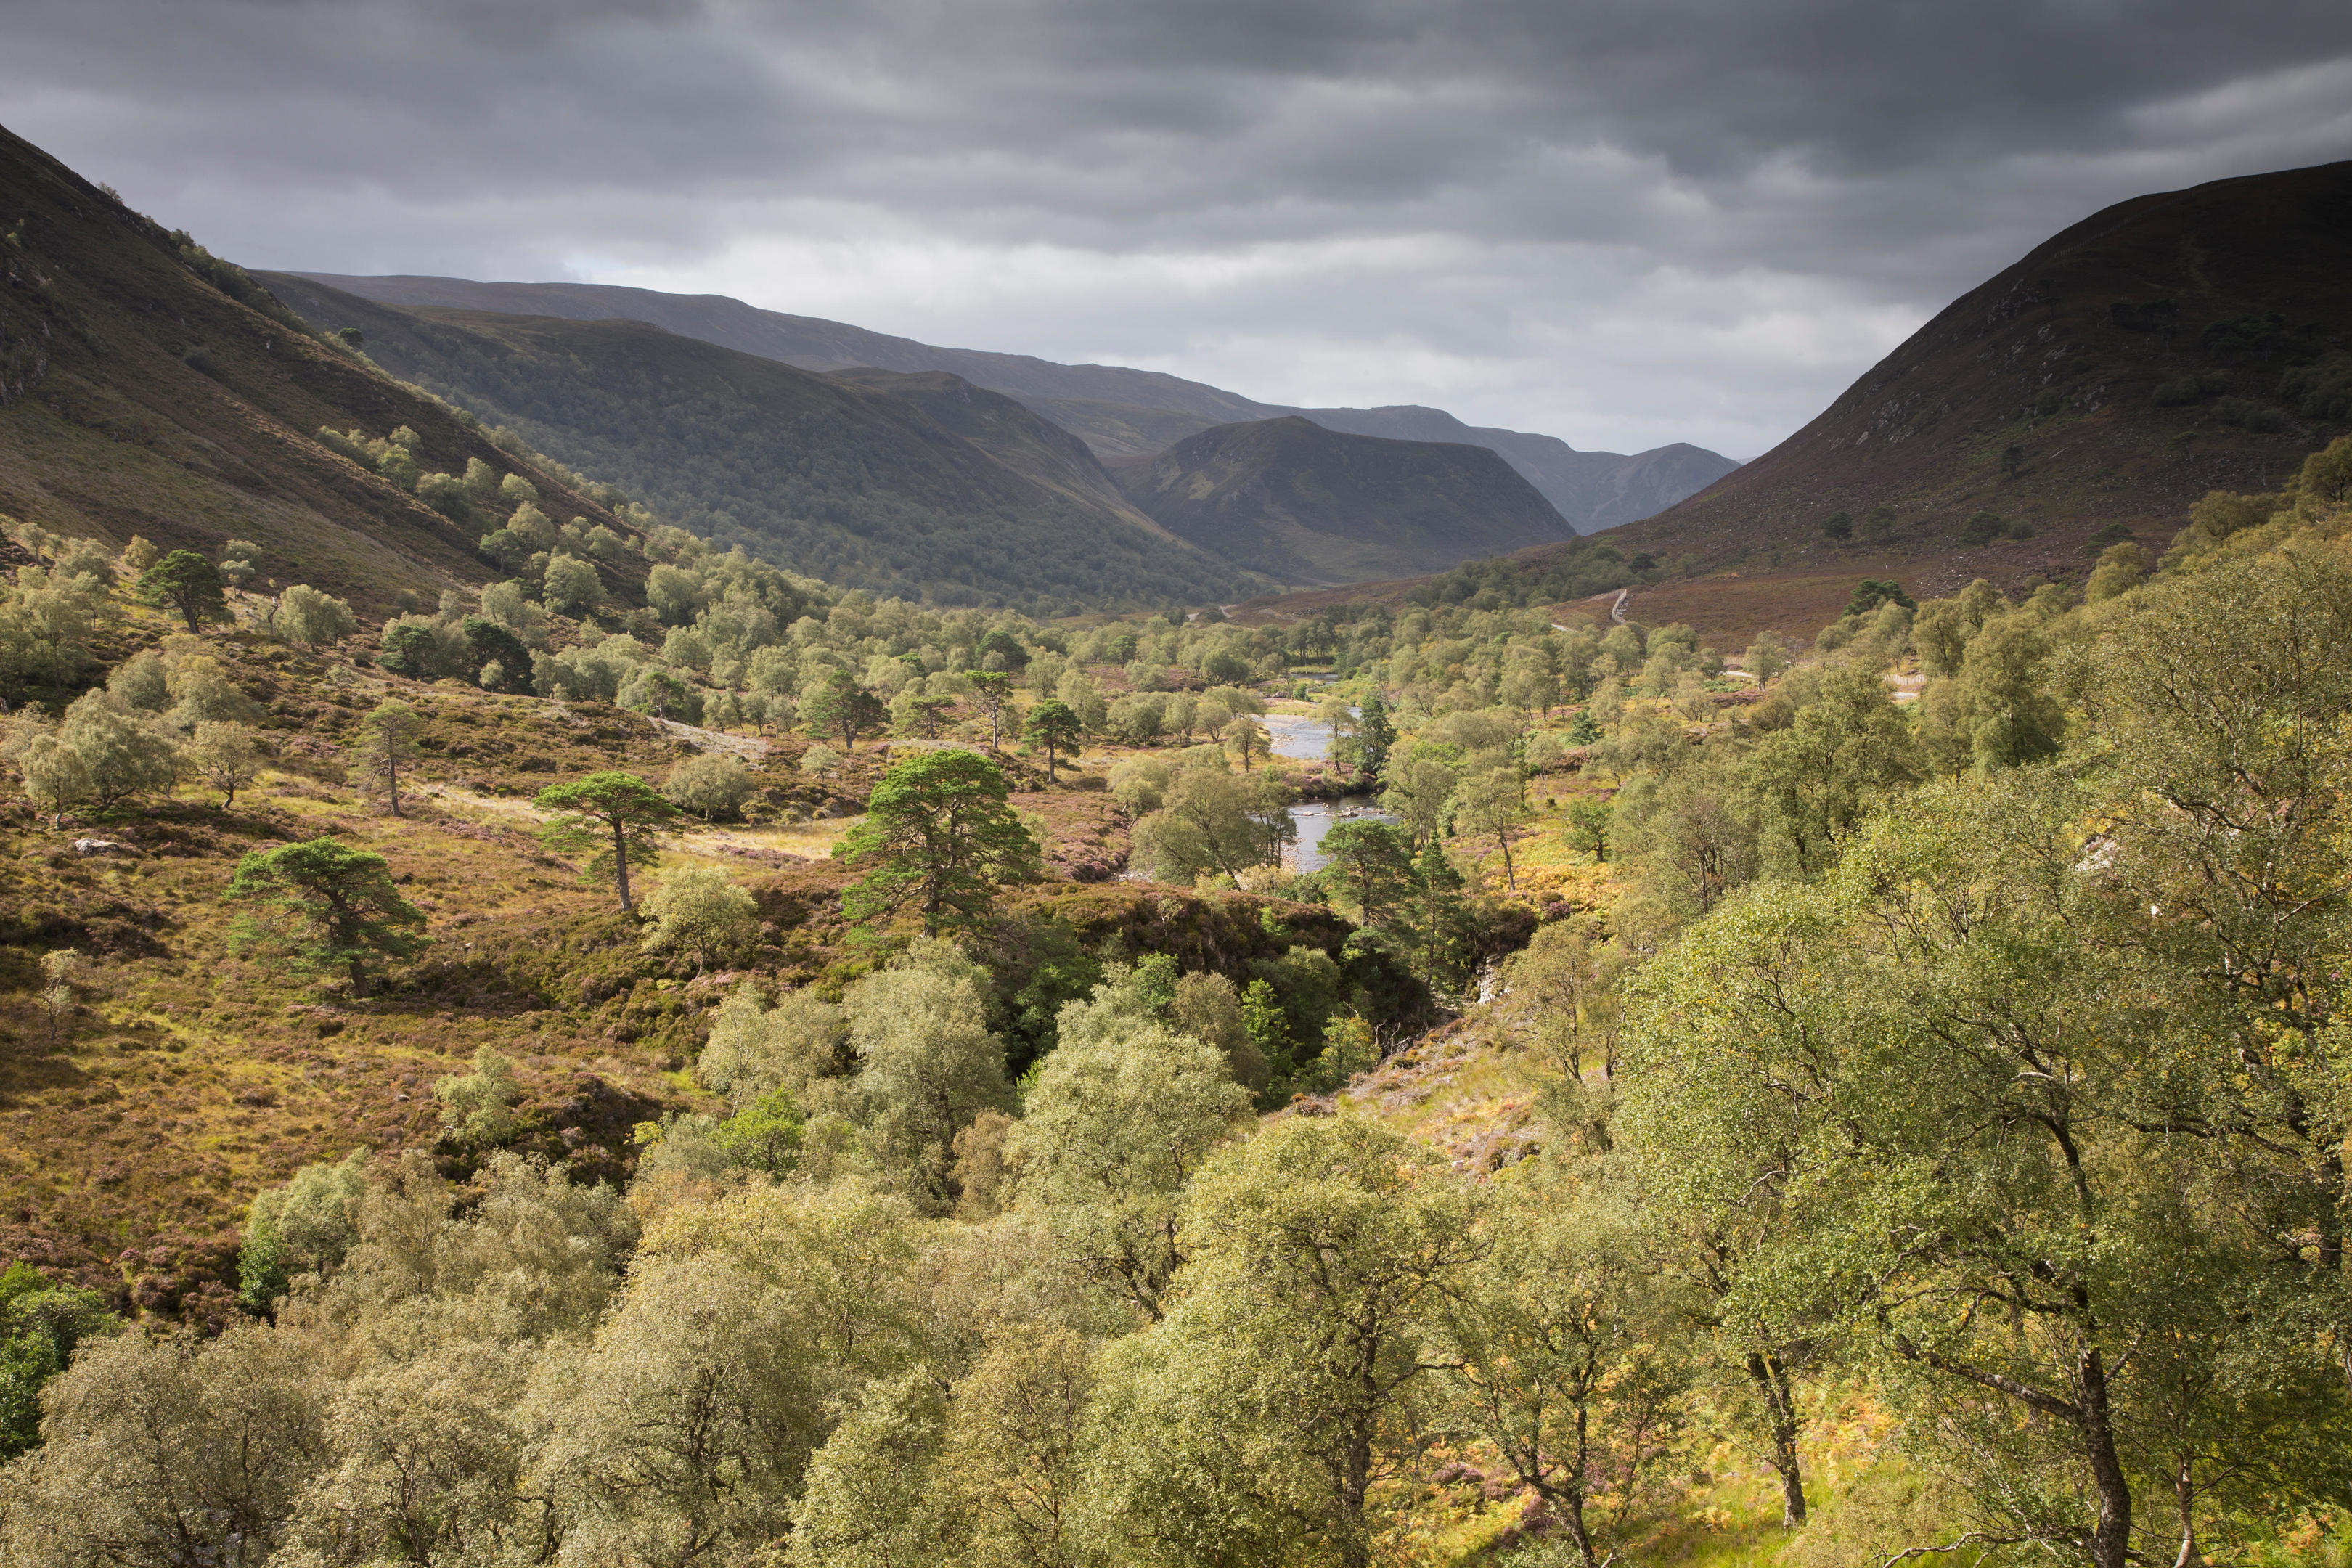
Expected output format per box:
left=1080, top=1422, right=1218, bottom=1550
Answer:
left=258, top=276, right=1257, bottom=613
left=277, top=271, right=1739, bottom=529
left=1111, top=415, right=1577, bottom=587
left=0, top=122, right=646, bottom=617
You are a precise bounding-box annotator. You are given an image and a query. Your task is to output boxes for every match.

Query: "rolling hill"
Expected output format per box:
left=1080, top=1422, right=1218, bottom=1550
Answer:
left=257, top=277, right=1256, bottom=614
left=1111, top=415, right=1577, bottom=587
left=275, top=272, right=1739, bottom=530
left=1598, top=158, right=2352, bottom=592
left=0, top=122, right=645, bottom=618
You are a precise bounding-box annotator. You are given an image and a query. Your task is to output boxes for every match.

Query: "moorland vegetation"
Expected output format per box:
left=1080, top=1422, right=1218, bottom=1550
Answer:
left=0, top=432, right=2348, bottom=1567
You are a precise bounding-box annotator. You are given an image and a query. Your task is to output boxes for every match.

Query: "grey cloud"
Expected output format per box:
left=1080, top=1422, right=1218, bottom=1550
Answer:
left=2, top=0, right=2347, bottom=452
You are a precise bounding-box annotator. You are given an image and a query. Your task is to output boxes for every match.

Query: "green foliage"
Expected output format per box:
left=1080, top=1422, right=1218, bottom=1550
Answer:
left=434, top=1046, right=520, bottom=1149
left=534, top=770, right=676, bottom=910
left=1842, top=576, right=1914, bottom=616
left=638, top=866, right=759, bottom=971
left=1010, top=984, right=1250, bottom=1318
left=803, top=669, right=887, bottom=750
left=0, top=1263, right=116, bottom=1459
left=1022, top=698, right=1082, bottom=781
left=712, top=1088, right=804, bottom=1177
left=664, top=751, right=758, bottom=821
left=836, top=751, right=1040, bottom=936
left=226, top=836, right=428, bottom=989
left=1083, top=1117, right=1477, bottom=1568
left=348, top=698, right=422, bottom=817
left=237, top=1148, right=369, bottom=1308
left=1318, top=818, right=1416, bottom=925
left=136, top=549, right=226, bottom=632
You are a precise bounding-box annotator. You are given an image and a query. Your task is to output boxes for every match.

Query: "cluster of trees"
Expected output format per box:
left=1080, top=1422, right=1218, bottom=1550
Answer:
left=0, top=942, right=1703, bottom=1568
left=0, top=634, right=269, bottom=822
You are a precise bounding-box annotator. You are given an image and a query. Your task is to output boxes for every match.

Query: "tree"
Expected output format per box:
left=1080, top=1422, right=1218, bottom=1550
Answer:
left=186, top=719, right=264, bottom=809
left=1318, top=819, right=1416, bottom=926
left=1621, top=773, right=2352, bottom=1568
left=1565, top=796, right=1612, bottom=862
left=972, top=627, right=1029, bottom=672
left=277, top=584, right=356, bottom=648
left=664, top=751, right=757, bottom=822
left=535, top=771, right=677, bottom=912
left=1739, top=659, right=1920, bottom=876
left=57, top=693, right=179, bottom=809
left=1410, top=836, right=1470, bottom=989
left=834, top=750, right=1039, bottom=936
left=803, top=669, right=886, bottom=751
left=966, top=670, right=1014, bottom=747
left=1083, top=1118, right=1479, bottom=1568
left=1221, top=713, right=1270, bottom=772
left=433, top=1047, right=520, bottom=1148
left=845, top=947, right=1013, bottom=1211
left=37, top=949, right=96, bottom=1047
left=1353, top=694, right=1397, bottom=778
left=1024, top=698, right=1083, bottom=782
left=226, top=836, right=428, bottom=992
left=136, top=550, right=226, bottom=632
left=1010, top=996, right=1251, bottom=1320
left=1452, top=765, right=1530, bottom=889
left=1132, top=767, right=1274, bottom=883
left=1440, top=1175, right=1694, bottom=1568
left=638, top=867, right=759, bottom=972
left=540, top=552, right=603, bottom=616
left=1820, top=510, right=1853, bottom=541
left=349, top=699, right=422, bottom=818
left=1919, top=610, right=2065, bottom=775
left=0, top=1325, right=323, bottom=1564
left=3, top=720, right=91, bottom=827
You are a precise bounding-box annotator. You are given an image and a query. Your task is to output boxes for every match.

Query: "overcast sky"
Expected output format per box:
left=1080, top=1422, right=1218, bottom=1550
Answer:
left=7, top=0, right=2351, bottom=457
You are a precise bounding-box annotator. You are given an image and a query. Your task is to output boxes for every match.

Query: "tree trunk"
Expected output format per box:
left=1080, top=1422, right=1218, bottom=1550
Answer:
left=2078, top=1347, right=2133, bottom=1568
left=2173, top=1457, right=2200, bottom=1568
left=385, top=754, right=402, bottom=818
left=1746, top=1353, right=1808, bottom=1526
left=612, top=817, right=633, bottom=912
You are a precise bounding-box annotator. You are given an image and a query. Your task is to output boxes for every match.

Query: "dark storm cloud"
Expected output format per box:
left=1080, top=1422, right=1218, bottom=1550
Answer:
left=4, top=0, right=2348, bottom=452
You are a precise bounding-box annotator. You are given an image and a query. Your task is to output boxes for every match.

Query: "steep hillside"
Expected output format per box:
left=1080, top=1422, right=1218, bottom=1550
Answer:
left=824, top=367, right=1178, bottom=542
left=1111, top=415, right=1576, bottom=587
left=1296, top=405, right=1741, bottom=530
left=258, top=277, right=1254, bottom=614
left=277, top=272, right=1737, bottom=528
left=1602, top=158, right=2352, bottom=589
left=0, top=124, right=644, bottom=618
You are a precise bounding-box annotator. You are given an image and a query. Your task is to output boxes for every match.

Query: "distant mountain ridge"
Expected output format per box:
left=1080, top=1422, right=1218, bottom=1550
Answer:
left=279, top=273, right=1739, bottom=531
left=1111, top=416, right=1574, bottom=587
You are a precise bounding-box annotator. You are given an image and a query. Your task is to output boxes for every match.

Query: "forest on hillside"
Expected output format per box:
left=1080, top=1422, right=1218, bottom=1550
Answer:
left=0, top=425, right=2348, bottom=1567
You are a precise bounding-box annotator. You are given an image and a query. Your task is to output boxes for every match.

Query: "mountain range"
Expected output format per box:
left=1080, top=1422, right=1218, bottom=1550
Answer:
left=275, top=271, right=1740, bottom=534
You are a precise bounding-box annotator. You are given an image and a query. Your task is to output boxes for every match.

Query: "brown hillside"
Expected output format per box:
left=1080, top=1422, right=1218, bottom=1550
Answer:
left=0, top=122, right=642, bottom=617
left=1601, top=158, right=2352, bottom=592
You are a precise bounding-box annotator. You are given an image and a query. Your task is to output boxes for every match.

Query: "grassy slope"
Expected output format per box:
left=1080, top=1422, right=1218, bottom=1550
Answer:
left=256, top=276, right=1257, bottom=614
left=0, top=123, right=646, bottom=620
